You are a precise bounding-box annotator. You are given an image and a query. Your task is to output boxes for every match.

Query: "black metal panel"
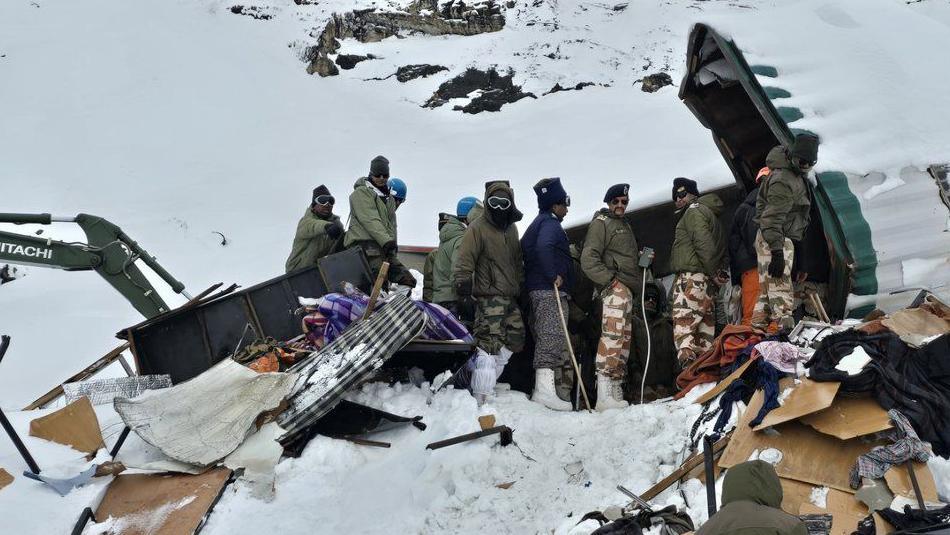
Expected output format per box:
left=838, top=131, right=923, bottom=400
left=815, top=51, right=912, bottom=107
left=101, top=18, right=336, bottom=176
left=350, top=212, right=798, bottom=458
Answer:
left=248, top=281, right=299, bottom=343
left=132, top=312, right=211, bottom=384
left=124, top=250, right=374, bottom=384
left=319, top=247, right=372, bottom=294
left=200, top=296, right=254, bottom=362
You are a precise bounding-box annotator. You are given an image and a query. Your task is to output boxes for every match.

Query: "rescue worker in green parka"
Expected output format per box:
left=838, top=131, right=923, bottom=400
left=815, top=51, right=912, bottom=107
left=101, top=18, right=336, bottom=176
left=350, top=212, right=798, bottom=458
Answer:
left=285, top=184, right=344, bottom=273
left=343, top=155, right=417, bottom=287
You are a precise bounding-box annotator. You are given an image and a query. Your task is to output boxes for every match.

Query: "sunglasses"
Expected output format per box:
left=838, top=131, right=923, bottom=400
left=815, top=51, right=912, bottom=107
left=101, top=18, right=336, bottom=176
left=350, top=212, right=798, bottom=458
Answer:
left=563, top=195, right=571, bottom=207
left=373, top=174, right=390, bottom=180
left=796, top=159, right=816, bottom=169
left=610, top=197, right=629, bottom=206
left=314, top=195, right=335, bottom=206
left=674, top=190, right=689, bottom=200
left=487, top=196, right=512, bottom=210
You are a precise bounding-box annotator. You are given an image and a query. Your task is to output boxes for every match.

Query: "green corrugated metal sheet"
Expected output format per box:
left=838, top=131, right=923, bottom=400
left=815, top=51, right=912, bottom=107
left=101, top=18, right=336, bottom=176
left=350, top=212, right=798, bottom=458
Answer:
left=763, top=87, right=791, bottom=99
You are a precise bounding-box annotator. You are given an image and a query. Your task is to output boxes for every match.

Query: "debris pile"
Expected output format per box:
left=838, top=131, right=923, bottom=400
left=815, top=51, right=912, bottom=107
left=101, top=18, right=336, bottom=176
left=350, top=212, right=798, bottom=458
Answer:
left=580, top=292, right=950, bottom=535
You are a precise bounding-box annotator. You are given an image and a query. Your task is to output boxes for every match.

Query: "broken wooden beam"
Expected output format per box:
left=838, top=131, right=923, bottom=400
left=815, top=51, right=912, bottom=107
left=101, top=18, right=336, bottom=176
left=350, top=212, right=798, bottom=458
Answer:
left=426, top=425, right=513, bottom=450
left=640, top=433, right=731, bottom=502
left=24, top=343, right=131, bottom=410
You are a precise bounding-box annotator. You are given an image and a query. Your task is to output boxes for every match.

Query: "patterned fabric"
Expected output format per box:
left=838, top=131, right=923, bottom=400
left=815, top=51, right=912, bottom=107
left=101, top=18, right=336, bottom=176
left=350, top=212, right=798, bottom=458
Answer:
left=671, top=271, right=715, bottom=363
left=528, top=289, right=568, bottom=369
left=308, top=292, right=473, bottom=345
left=751, top=230, right=795, bottom=330
left=473, top=295, right=526, bottom=354
left=849, top=409, right=930, bottom=489
left=596, top=280, right=633, bottom=380
left=755, top=341, right=804, bottom=374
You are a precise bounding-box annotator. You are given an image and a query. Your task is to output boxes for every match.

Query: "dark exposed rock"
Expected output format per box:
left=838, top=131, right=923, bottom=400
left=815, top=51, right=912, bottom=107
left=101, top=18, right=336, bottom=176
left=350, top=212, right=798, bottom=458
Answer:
left=395, top=64, right=448, bottom=82
left=1, top=265, right=17, bottom=285
left=545, top=81, right=595, bottom=95
left=230, top=5, right=273, bottom=20
left=639, top=72, right=673, bottom=93
left=306, top=1, right=504, bottom=75
left=335, top=54, right=376, bottom=70
left=294, top=0, right=318, bottom=4
left=612, top=3, right=628, bottom=11
left=307, top=55, right=339, bottom=77
left=426, top=68, right=535, bottom=113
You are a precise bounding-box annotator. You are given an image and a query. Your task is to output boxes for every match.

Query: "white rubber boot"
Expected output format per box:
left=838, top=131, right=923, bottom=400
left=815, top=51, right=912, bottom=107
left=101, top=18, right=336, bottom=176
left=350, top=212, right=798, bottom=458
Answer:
left=494, top=347, right=513, bottom=379
left=596, top=374, right=629, bottom=411
left=532, top=368, right=573, bottom=411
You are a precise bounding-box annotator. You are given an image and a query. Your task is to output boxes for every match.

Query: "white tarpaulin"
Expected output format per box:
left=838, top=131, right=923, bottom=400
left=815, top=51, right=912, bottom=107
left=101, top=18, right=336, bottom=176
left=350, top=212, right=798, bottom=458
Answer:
left=114, top=359, right=296, bottom=467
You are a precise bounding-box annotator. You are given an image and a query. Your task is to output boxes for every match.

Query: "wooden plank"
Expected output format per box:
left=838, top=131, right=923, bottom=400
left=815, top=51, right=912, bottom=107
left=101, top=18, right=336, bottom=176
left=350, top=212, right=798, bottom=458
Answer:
left=719, top=379, right=883, bottom=493
left=799, top=396, right=892, bottom=440
left=695, top=356, right=758, bottom=405
left=28, top=397, right=104, bottom=454
left=23, top=343, right=130, bottom=410
left=780, top=478, right=816, bottom=515
left=753, top=378, right=839, bottom=431
left=800, top=490, right=890, bottom=535
left=363, top=262, right=390, bottom=319
left=95, top=468, right=232, bottom=535
left=0, top=468, right=12, bottom=492
left=640, top=433, right=731, bottom=501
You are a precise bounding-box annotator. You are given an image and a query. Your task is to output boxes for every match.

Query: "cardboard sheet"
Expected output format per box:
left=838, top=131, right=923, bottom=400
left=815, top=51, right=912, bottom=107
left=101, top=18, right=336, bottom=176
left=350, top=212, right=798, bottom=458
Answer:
left=753, top=379, right=840, bottom=431
left=882, top=307, right=950, bottom=348
left=95, top=468, right=231, bottom=535
left=0, top=468, right=12, bottom=492
left=28, top=397, right=105, bottom=454
left=719, top=380, right=883, bottom=492
left=695, top=356, right=758, bottom=405
left=780, top=477, right=816, bottom=514
left=883, top=462, right=939, bottom=502
left=799, top=396, right=892, bottom=440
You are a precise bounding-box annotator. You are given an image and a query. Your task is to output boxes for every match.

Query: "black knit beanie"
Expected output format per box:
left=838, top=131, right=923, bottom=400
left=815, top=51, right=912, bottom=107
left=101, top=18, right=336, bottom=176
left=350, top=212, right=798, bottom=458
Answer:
left=369, top=155, right=390, bottom=177
left=791, top=134, right=819, bottom=164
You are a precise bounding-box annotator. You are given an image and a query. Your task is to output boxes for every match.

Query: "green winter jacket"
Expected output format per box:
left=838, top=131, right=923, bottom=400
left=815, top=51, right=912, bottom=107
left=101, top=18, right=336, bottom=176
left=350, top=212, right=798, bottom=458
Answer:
left=432, top=215, right=467, bottom=303
left=670, top=193, right=726, bottom=276
left=754, top=146, right=812, bottom=251
left=454, top=182, right=524, bottom=298
left=696, top=461, right=807, bottom=535
left=581, top=208, right=642, bottom=292
left=423, top=249, right=436, bottom=302
left=284, top=208, right=342, bottom=273
left=343, top=177, right=397, bottom=250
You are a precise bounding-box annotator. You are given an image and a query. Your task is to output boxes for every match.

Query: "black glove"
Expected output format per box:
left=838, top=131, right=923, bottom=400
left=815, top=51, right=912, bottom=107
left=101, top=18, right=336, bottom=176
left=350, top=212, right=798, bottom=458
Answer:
left=455, top=278, right=473, bottom=298
left=768, top=250, right=785, bottom=278
left=382, top=241, right=397, bottom=256
left=458, top=295, right=476, bottom=322
left=325, top=221, right=344, bottom=239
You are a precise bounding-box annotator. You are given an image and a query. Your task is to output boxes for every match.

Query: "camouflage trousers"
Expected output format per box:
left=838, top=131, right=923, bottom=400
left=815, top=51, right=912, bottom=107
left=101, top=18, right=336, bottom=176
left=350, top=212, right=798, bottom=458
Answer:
left=595, top=281, right=633, bottom=380
left=671, top=272, right=715, bottom=363
left=474, top=295, right=526, bottom=355
left=528, top=290, right=569, bottom=369
left=751, top=231, right=795, bottom=330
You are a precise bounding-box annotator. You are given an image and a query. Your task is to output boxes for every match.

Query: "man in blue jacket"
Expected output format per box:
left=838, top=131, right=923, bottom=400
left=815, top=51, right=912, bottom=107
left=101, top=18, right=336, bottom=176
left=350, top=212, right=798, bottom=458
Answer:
left=522, top=177, right=573, bottom=411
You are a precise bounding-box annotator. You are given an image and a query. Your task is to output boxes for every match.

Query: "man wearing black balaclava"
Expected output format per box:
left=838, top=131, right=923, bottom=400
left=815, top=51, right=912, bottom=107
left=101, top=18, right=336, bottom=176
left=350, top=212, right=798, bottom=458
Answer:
left=454, top=180, right=525, bottom=396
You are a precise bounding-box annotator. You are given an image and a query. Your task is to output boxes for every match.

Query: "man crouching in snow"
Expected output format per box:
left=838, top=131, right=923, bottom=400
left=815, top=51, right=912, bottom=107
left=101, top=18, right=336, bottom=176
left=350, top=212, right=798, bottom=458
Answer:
left=581, top=184, right=641, bottom=411
left=454, top=180, right=526, bottom=402
left=697, top=460, right=807, bottom=535
left=521, top=178, right=573, bottom=411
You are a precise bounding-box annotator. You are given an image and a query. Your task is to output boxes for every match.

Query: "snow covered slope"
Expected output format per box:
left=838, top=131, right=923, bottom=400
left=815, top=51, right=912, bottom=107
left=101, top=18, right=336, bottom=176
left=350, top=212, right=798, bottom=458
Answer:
left=0, top=0, right=743, bottom=405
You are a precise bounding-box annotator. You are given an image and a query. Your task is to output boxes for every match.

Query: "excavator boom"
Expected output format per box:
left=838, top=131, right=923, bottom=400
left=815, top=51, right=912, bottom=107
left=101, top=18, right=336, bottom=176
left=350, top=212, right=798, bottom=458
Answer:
left=0, top=213, right=190, bottom=318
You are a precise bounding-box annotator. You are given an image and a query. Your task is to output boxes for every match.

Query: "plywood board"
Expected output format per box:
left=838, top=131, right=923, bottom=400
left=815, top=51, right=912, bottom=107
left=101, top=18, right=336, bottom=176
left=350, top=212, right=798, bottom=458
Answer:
left=800, top=493, right=890, bottom=535
left=780, top=477, right=816, bottom=515
left=28, top=397, right=105, bottom=453
left=695, top=356, right=758, bottom=405
left=753, top=379, right=840, bottom=431
left=719, top=380, right=882, bottom=492
left=95, top=468, right=232, bottom=535
left=0, top=468, right=12, bottom=492
left=799, top=397, right=892, bottom=440
left=883, top=462, right=939, bottom=502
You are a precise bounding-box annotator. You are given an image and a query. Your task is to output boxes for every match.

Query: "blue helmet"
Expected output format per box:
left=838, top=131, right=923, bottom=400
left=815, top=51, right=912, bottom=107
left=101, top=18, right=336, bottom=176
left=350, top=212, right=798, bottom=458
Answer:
left=457, top=196, right=478, bottom=218
left=387, top=177, right=407, bottom=201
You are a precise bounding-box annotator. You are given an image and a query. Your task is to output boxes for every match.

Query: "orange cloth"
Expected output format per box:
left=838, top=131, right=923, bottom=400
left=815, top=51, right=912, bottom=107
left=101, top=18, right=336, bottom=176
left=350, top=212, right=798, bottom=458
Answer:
left=740, top=268, right=760, bottom=326
left=675, top=324, right=763, bottom=398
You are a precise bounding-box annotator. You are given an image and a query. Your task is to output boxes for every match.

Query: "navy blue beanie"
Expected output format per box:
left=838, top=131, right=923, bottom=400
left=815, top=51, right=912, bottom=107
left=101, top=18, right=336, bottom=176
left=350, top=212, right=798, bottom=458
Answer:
left=533, top=177, right=567, bottom=211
